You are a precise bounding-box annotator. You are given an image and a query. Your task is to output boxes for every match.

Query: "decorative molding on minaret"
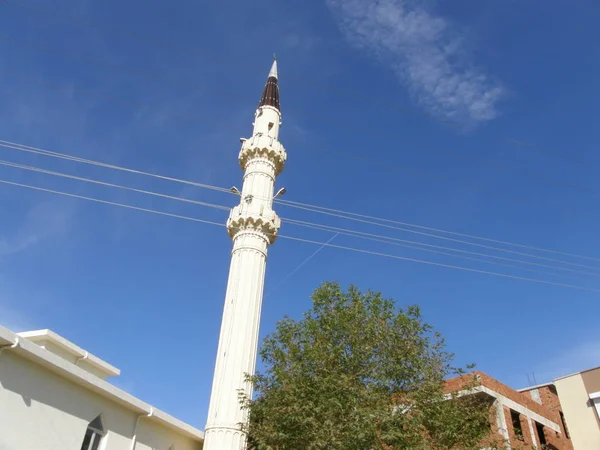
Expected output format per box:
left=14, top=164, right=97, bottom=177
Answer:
left=203, top=59, right=287, bottom=450
left=238, top=136, right=286, bottom=176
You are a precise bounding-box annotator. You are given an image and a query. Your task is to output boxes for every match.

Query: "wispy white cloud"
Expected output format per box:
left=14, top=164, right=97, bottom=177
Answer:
left=326, top=0, right=505, bottom=124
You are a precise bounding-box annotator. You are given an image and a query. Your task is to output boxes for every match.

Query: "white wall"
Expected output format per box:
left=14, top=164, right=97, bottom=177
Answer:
left=555, top=374, right=600, bottom=450
left=0, top=352, right=202, bottom=450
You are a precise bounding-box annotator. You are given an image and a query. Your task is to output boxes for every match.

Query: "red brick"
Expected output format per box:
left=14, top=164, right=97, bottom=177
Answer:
left=445, top=372, right=573, bottom=450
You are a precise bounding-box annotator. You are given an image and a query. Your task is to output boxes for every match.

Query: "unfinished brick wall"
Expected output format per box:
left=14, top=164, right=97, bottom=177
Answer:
left=522, top=385, right=573, bottom=450
left=446, top=372, right=573, bottom=450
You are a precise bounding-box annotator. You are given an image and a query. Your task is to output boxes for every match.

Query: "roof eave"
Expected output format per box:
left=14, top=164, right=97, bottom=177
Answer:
left=1, top=326, right=203, bottom=442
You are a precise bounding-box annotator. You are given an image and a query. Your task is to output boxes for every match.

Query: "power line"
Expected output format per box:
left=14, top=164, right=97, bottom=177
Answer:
left=3, top=137, right=600, bottom=270
left=0, top=178, right=226, bottom=228
left=280, top=235, right=600, bottom=294
left=0, top=68, right=595, bottom=219
left=0, top=33, right=598, bottom=201
left=278, top=198, right=600, bottom=263
left=0, top=140, right=231, bottom=195
left=287, top=224, right=592, bottom=281
left=280, top=202, right=600, bottom=272
left=1, top=177, right=598, bottom=293
left=0, top=71, right=543, bottom=211
left=287, top=220, right=593, bottom=281
left=2, top=156, right=599, bottom=282
left=283, top=218, right=600, bottom=279
left=0, top=158, right=231, bottom=212
left=5, top=0, right=600, bottom=171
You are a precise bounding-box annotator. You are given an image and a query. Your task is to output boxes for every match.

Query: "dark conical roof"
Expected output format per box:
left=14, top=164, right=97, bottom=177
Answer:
left=258, top=59, right=280, bottom=111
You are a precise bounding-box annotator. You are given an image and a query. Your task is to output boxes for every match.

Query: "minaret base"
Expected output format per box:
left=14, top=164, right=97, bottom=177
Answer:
left=203, top=426, right=246, bottom=450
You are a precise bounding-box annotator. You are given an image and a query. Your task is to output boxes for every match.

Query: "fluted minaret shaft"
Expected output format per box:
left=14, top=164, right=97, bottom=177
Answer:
left=204, top=59, right=286, bottom=450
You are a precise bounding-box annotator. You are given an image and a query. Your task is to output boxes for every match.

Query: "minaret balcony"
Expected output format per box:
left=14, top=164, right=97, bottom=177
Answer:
left=226, top=206, right=281, bottom=244
left=239, top=135, right=287, bottom=175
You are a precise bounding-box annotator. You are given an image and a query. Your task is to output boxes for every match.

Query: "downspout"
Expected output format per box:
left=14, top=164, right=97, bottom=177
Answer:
left=130, top=407, right=154, bottom=450
left=0, top=337, right=19, bottom=357
left=75, top=351, right=89, bottom=366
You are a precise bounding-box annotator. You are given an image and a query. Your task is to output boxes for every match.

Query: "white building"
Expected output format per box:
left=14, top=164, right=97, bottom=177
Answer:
left=553, top=366, right=600, bottom=449
left=0, top=326, right=204, bottom=450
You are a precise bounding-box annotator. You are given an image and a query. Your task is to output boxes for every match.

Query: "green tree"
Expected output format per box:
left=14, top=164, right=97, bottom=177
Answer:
left=241, top=282, right=496, bottom=450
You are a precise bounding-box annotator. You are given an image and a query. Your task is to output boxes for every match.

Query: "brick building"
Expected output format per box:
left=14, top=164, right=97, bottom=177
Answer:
left=446, top=372, right=572, bottom=449
left=523, top=366, right=600, bottom=449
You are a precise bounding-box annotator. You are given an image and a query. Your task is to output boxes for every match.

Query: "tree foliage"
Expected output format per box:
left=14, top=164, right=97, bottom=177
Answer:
left=241, top=282, right=496, bottom=450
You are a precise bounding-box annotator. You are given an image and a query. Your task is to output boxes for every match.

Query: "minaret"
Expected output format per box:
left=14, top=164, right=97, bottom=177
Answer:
left=204, top=59, right=286, bottom=450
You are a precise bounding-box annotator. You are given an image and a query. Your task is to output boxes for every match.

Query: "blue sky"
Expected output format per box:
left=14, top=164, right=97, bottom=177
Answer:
left=1, top=0, right=600, bottom=428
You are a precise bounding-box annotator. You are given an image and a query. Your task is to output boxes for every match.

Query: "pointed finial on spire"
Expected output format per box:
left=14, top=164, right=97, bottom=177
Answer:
left=268, top=57, right=278, bottom=80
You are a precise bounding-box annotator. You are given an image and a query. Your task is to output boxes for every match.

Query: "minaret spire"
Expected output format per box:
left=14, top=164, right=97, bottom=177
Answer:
left=204, top=60, right=287, bottom=450
left=258, top=57, right=280, bottom=110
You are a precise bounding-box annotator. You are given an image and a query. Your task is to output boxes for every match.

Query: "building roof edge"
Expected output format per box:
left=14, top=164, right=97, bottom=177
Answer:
left=17, top=329, right=120, bottom=377
left=517, top=382, right=554, bottom=392
left=0, top=325, right=203, bottom=442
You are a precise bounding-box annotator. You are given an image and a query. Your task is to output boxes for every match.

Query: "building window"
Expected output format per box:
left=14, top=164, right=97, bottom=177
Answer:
left=80, top=415, right=105, bottom=450
left=510, top=409, right=523, bottom=441
left=535, top=422, right=547, bottom=446
left=559, top=411, right=570, bottom=439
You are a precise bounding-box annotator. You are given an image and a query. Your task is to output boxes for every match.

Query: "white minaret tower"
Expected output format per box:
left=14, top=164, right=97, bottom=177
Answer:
left=204, top=59, right=286, bottom=450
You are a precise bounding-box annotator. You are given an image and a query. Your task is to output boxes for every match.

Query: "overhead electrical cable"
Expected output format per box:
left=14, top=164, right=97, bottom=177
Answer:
left=1, top=157, right=599, bottom=280
left=0, top=140, right=231, bottom=195
left=1, top=138, right=600, bottom=270
left=0, top=177, right=598, bottom=294
left=280, top=202, right=600, bottom=272
left=285, top=220, right=593, bottom=281
left=0, top=178, right=226, bottom=227
left=283, top=218, right=600, bottom=278
left=0, top=159, right=231, bottom=211
left=8, top=157, right=583, bottom=279
left=0, top=71, right=551, bottom=210
left=278, top=198, right=600, bottom=263
left=0, top=71, right=595, bottom=218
